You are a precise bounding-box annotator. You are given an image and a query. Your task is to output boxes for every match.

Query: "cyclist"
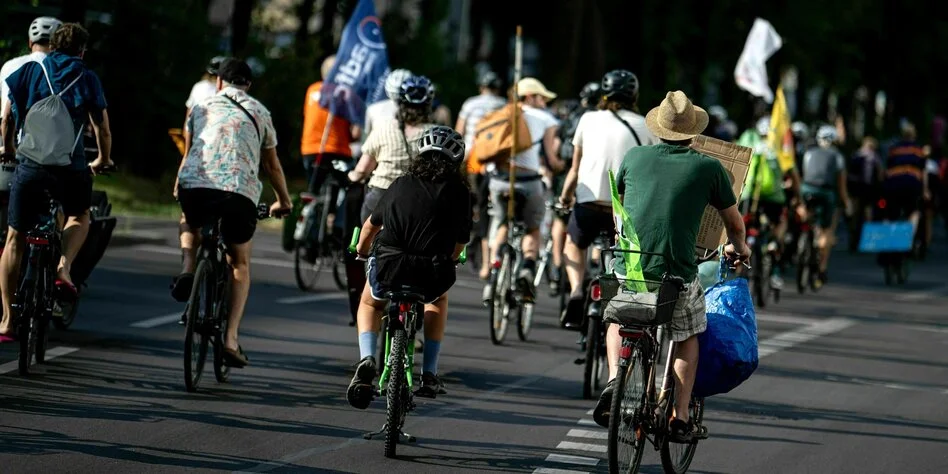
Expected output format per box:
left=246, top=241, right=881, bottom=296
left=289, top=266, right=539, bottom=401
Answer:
left=881, top=121, right=927, bottom=235
left=456, top=71, right=506, bottom=280
left=185, top=56, right=225, bottom=120
left=547, top=81, right=599, bottom=293
left=347, top=126, right=470, bottom=407
left=485, top=77, right=560, bottom=302
left=0, top=23, right=113, bottom=340
left=594, top=90, right=750, bottom=443
left=847, top=136, right=883, bottom=251
left=348, top=75, right=437, bottom=222
left=800, top=125, right=851, bottom=286
left=172, top=58, right=292, bottom=367
left=301, top=55, right=358, bottom=199
left=364, top=68, right=412, bottom=138
left=559, top=70, right=657, bottom=328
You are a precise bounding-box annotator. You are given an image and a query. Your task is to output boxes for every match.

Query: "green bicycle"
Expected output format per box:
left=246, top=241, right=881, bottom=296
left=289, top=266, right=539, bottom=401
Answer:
left=348, top=229, right=465, bottom=458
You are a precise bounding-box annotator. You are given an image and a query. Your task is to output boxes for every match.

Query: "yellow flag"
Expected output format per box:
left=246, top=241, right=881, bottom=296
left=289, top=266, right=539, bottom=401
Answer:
left=768, top=87, right=795, bottom=172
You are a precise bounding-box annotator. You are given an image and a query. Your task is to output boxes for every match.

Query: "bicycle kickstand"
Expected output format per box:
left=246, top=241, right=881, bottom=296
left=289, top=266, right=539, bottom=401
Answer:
left=363, top=423, right=417, bottom=443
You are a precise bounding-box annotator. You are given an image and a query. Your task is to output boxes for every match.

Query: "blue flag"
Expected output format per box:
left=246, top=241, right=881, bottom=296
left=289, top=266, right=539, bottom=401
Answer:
left=319, top=0, right=390, bottom=126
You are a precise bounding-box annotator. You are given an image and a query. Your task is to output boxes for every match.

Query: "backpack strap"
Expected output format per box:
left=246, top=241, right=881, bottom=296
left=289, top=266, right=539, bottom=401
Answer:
left=610, top=110, right=642, bottom=147
left=36, top=60, right=84, bottom=96
left=59, top=72, right=84, bottom=96
left=222, top=94, right=260, bottom=141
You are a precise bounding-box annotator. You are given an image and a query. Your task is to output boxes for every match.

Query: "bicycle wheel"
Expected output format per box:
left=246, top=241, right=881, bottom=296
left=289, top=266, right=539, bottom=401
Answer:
left=53, top=298, right=79, bottom=330
left=213, top=279, right=232, bottom=383
left=517, top=302, right=534, bottom=341
left=488, top=251, right=512, bottom=345
left=582, top=316, right=601, bottom=400
left=294, top=244, right=323, bottom=291
left=184, top=260, right=211, bottom=392
left=17, top=274, right=41, bottom=375
left=796, top=234, right=810, bottom=294
left=35, top=309, right=49, bottom=364
left=660, top=397, right=705, bottom=474
left=607, top=347, right=648, bottom=474
left=331, top=248, right=346, bottom=291
left=384, top=328, right=407, bottom=458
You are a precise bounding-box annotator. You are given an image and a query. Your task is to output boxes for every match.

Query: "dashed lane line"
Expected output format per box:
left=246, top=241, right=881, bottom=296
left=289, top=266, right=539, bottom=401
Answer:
left=0, top=346, right=79, bottom=374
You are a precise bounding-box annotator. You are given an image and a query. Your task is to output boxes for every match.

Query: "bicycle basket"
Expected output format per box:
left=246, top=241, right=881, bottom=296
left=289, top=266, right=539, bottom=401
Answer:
left=600, top=274, right=684, bottom=326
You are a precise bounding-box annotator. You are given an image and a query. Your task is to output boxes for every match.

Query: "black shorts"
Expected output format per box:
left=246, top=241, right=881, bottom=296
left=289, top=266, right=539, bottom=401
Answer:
left=179, top=188, right=257, bottom=245
left=882, top=186, right=921, bottom=221
left=8, top=162, right=92, bottom=232
left=567, top=203, right=615, bottom=249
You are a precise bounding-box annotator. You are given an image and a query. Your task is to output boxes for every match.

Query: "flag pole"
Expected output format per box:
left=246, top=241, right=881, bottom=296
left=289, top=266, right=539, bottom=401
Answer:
left=507, top=25, right=523, bottom=222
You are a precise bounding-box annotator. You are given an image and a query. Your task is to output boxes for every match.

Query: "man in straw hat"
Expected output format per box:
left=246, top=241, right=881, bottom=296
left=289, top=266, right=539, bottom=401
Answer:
left=593, top=90, right=751, bottom=442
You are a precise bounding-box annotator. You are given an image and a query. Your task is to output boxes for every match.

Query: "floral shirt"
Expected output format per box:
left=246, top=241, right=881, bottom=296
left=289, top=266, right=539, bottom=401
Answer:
left=179, top=87, right=277, bottom=203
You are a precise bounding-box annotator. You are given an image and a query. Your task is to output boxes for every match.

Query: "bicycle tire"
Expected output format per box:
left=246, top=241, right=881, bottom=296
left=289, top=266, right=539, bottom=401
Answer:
left=582, top=316, right=600, bottom=399
left=517, top=302, right=534, bottom=341
left=53, top=298, right=78, bottom=330
left=332, top=249, right=346, bottom=291
left=607, top=347, right=647, bottom=474
left=294, top=245, right=323, bottom=292
left=213, top=279, right=231, bottom=383
left=796, top=233, right=810, bottom=294
left=385, top=328, right=407, bottom=458
left=35, top=310, right=49, bottom=364
left=17, top=271, right=41, bottom=375
left=184, top=260, right=211, bottom=392
left=488, top=251, right=512, bottom=345
left=660, top=397, right=704, bottom=474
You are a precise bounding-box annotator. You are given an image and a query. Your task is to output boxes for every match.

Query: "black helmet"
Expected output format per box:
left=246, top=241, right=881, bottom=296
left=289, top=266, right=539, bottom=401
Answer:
left=579, top=81, right=601, bottom=103
left=601, top=69, right=639, bottom=101
left=398, top=75, right=434, bottom=105
left=419, top=126, right=465, bottom=163
left=207, top=56, right=227, bottom=76
left=478, top=71, right=502, bottom=90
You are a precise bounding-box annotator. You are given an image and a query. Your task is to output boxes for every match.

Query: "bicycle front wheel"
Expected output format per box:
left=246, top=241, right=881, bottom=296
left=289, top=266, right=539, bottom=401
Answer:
left=384, top=328, right=407, bottom=458
left=582, top=316, right=601, bottom=400
left=184, top=260, right=211, bottom=392
left=488, top=251, right=512, bottom=345
left=607, top=347, right=648, bottom=474
left=660, top=397, right=704, bottom=474
left=294, top=244, right=323, bottom=291
left=517, top=302, right=534, bottom=341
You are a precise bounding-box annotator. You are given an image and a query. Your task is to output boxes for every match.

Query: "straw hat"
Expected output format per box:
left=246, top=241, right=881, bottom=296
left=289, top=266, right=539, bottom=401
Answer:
left=645, top=90, right=709, bottom=141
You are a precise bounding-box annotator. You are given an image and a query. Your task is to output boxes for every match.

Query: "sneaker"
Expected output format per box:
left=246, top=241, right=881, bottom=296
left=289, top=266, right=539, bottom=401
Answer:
left=560, top=295, right=585, bottom=330
left=548, top=271, right=561, bottom=297
left=593, top=378, right=616, bottom=427
left=346, top=356, right=377, bottom=409
left=482, top=283, right=493, bottom=306
left=518, top=267, right=536, bottom=303
left=415, top=371, right=446, bottom=398
left=669, top=418, right=695, bottom=443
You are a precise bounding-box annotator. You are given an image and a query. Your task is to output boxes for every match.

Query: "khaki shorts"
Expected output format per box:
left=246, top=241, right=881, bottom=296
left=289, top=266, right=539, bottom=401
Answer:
left=668, top=276, right=707, bottom=342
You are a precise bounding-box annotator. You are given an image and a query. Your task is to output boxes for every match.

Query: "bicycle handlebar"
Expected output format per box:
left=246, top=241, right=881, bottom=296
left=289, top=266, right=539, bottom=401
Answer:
left=347, top=226, right=468, bottom=265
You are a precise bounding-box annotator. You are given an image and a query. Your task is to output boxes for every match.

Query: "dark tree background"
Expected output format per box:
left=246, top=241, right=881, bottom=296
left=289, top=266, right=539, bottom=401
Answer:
left=2, top=0, right=946, bottom=182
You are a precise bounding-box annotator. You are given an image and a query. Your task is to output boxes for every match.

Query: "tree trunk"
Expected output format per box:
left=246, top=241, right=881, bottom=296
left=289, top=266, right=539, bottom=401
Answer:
left=230, top=0, right=256, bottom=55
left=318, top=0, right=340, bottom=56
left=296, top=0, right=317, bottom=50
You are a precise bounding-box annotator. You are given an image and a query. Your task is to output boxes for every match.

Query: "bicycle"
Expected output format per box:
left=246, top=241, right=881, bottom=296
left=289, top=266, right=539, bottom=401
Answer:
left=602, top=249, right=707, bottom=474
left=485, top=191, right=534, bottom=344
left=579, top=230, right=615, bottom=400
left=796, top=196, right=822, bottom=294
left=183, top=203, right=273, bottom=392
left=12, top=193, right=63, bottom=375
left=743, top=209, right=779, bottom=307
left=293, top=158, right=350, bottom=292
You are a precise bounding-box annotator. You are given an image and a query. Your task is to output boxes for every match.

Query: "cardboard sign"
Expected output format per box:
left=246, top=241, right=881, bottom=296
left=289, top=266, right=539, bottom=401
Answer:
left=689, top=135, right=752, bottom=251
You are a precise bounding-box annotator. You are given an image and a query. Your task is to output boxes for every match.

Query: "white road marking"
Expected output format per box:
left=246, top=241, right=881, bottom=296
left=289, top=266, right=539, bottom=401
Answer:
left=544, top=453, right=599, bottom=466
left=533, top=468, right=589, bottom=474
left=758, top=317, right=854, bottom=358
left=895, top=285, right=948, bottom=302
left=577, top=419, right=599, bottom=426
left=130, top=312, right=182, bottom=328
left=0, top=346, right=79, bottom=374
left=133, top=244, right=296, bottom=270
left=556, top=441, right=606, bottom=453
left=756, top=312, right=824, bottom=325
left=566, top=429, right=607, bottom=440
left=275, top=293, right=346, bottom=305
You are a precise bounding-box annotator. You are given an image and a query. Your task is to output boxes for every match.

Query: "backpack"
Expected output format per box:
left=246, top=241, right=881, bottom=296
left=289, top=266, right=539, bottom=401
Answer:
left=472, top=103, right=533, bottom=171
left=17, top=61, right=84, bottom=167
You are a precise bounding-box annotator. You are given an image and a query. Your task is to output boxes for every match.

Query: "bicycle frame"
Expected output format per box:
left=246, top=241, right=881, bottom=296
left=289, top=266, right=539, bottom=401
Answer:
left=378, top=299, right=422, bottom=392
left=617, top=324, right=677, bottom=444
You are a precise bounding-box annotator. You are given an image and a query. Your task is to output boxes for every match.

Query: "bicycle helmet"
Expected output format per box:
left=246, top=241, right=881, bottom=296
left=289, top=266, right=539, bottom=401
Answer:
left=579, top=81, right=601, bottom=103
left=397, top=75, right=434, bottom=106
left=791, top=121, right=808, bottom=138
left=816, top=124, right=838, bottom=142
left=479, top=71, right=502, bottom=90
left=384, top=68, right=413, bottom=101
left=29, top=16, right=62, bottom=43
left=756, top=116, right=771, bottom=136
left=206, top=56, right=227, bottom=75
left=600, top=70, right=639, bottom=101
left=708, top=105, right=728, bottom=122
left=418, top=126, right=465, bottom=164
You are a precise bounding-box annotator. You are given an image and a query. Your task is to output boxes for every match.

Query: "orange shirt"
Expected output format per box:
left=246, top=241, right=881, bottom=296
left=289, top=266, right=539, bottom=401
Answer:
left=301, top=81, right=352, bottom=156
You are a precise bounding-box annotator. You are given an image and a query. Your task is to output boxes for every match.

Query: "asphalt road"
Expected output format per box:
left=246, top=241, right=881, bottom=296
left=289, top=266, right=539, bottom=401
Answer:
left=2, top=217, right=947, bottom=474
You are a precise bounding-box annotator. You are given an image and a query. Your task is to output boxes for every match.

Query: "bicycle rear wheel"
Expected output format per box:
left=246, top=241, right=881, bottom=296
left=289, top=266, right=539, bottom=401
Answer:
left=607, top=346, right=648, bottom=474
left=184, top=260, right=211, bottom=392
left=331, top=248, right=346, bottom=291
left=384, top=328, right=407, bottom=458
left=796, top=233, right=811, bottom=294
left=582, top=316, right=601, bottom=400
left=16, top=274, right=41, bottom=375
left=660, top=397, right=704, bottom=474
left=517, top=303, right=534, bottom=341
left=294, top=244, right=323, bottom=291
left=213, top=279, right=232, bottom=383
left=488, top=251, right=512, bottom=345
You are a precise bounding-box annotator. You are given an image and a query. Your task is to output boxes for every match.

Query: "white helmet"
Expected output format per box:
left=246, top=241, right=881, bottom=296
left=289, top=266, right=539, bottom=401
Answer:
left=29, top=16, right=62, bottom=44
left=816, top=125, right=838, bottom=143
left=0, top=162, right=17, bottom=192
left=755, top=116, right=771, bottom=136
left=384, top=68, right=412, bottom=101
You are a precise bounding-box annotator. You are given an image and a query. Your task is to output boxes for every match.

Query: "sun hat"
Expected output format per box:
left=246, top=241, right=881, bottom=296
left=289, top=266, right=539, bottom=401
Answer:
left=517, top=77, right=557, bottom=99
left=645, top=90, right=709, bottom=141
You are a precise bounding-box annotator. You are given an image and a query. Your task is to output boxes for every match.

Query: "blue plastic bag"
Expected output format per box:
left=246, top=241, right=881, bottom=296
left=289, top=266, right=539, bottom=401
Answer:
left=693, top=274, right=759, bottom=398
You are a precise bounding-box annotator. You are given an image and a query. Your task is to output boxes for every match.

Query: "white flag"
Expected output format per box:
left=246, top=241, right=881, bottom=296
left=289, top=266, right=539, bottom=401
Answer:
left=734, top=18, right=782, bottom=103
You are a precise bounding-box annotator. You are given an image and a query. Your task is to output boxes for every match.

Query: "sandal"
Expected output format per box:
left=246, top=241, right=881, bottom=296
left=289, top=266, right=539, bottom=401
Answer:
left=170, top=273, right=194, bottom=303
left=0, top=333, right=17, bottom=343
left=223, top=345, right=249, bottom=368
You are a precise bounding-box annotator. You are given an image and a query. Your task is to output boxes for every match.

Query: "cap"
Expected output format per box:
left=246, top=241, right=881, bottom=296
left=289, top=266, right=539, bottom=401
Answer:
left=207, top=56, right=227, bottom=76
left=517, top=77, right=556, bottom=99
left=218, top=58, right=253, bottom=86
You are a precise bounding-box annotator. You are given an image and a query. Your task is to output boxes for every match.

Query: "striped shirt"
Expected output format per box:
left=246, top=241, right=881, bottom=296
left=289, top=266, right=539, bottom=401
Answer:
left=363, top=119, right=436, bottom=189
left=458, top=93, right=506, bottom=156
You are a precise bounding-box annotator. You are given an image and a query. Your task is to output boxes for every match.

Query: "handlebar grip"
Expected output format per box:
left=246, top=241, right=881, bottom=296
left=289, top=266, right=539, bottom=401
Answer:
left=458, top=246, right=468, bottom=265
left=348, top=226, right=361, bottom=253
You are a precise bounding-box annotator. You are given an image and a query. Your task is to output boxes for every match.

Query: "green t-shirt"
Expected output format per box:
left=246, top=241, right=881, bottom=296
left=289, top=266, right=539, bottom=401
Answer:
left=614, top=143, right=737, bottom=281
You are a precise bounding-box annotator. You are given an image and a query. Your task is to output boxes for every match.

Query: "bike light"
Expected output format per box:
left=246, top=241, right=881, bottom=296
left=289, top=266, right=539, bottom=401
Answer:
left=747, top=228, right=759, bottom=237
left=300, top=193, right=316, bottom=204
left=399, top=303, right=411, bottom=313
left=492, top=260, right=502, bottom=269
left=878, top=198, right=887, bottom=209
left=590, top=283, right=601, bottom=301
